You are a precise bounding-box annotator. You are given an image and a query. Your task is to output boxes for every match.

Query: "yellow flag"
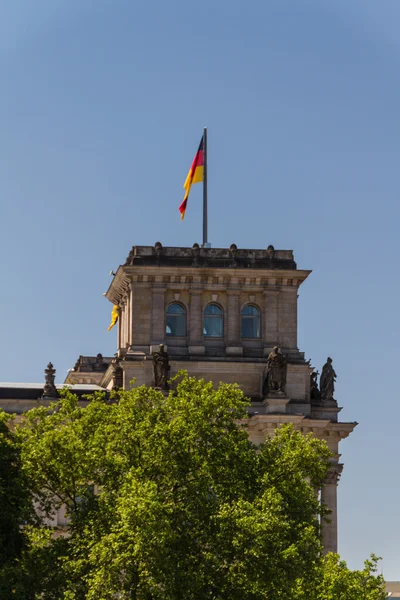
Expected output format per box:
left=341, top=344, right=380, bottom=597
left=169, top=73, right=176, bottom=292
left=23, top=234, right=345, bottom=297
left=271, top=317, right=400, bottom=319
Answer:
left=107, top=305, right=119, bottom=331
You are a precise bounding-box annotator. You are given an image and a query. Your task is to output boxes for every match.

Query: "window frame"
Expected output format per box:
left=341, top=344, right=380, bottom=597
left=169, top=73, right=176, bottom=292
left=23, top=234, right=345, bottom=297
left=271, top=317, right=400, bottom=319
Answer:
left=203, top=303, right=224, bottom=338
left=165, top=302, right=187, bottom=337
left=240, top=304, right=261, bottom=339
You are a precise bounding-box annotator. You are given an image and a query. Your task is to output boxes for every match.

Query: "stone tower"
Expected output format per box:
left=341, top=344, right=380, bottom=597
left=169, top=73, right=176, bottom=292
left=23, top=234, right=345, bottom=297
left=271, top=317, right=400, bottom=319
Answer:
left=102, top=241, right=356, bottom=553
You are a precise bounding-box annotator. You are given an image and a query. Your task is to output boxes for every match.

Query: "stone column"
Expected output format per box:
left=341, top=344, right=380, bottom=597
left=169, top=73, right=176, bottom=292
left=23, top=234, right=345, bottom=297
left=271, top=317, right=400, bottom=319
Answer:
left=189, top=290, right=204, bottom=355
left=117, top=305, right=122, bottom=350
left=321, top=464, right=343, bottom=554
left=124, top=296, right=130, bottom=349
left=226, top=291, right=242, bottom=355
left=129, top=284, right=152, bottom=352
left=263, top=289, right=279, bottom=355
left=120, top=300, right=126, bottom=349
left=126, top=285, right=132, bottom=347
left=151, top=286, right=165, bottom=350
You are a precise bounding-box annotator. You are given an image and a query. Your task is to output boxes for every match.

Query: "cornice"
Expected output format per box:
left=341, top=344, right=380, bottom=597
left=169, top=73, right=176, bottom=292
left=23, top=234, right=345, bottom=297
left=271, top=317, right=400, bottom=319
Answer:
left=105, top=266, right=311, bottom=306
left=245, top=415, right=357, bottom=440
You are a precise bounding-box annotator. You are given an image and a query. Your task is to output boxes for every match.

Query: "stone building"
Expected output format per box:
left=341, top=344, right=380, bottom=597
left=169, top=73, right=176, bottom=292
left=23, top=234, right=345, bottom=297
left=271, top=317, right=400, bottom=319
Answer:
left=98, top=241, right=356, bottom=553
left=0, top=242, right=356, bottom=554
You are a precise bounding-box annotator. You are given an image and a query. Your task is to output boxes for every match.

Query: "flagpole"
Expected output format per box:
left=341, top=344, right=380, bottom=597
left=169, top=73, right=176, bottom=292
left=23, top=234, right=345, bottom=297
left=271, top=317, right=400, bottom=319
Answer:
left=202, top=126, right=209, bottom=247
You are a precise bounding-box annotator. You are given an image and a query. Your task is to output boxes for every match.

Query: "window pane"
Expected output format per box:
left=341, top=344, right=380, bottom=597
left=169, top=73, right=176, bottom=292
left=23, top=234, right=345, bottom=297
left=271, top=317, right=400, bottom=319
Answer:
left=204, top=304, right=222, bottom=315
left=166, top=315, right=186, bottom=336
left=241, top=305, right=259, bottom=317
left=204, top=316, right=223, bottom=337
left=204, top=304, right=223, bottom=337
left=241, top=305, right=260, bottom=338
left=241, top=317, right=260, bottom=338
left=167, top=304, right=185, bottom=315
left=166, top=303, right=186, bottom=336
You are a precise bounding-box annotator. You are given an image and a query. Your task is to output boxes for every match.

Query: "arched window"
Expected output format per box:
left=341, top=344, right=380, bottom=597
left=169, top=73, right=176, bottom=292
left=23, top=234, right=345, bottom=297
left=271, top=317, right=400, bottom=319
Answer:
left=241, top=305, right=261, bottom=338
left=166, top=303, right=186, bottom=337
left=204, top=304, right=223, bottom=338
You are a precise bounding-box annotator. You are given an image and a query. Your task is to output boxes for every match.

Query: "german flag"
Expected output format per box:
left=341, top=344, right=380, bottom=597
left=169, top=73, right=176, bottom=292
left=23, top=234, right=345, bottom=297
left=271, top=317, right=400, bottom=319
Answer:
left=178, top=136, right=204, bottom=220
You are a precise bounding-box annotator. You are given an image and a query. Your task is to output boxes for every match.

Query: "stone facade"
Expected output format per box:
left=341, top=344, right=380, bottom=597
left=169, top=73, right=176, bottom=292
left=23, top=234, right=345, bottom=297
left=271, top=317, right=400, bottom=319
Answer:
left=106, top=243, right=305, bottom=362
left=100, top=242, right=357, bottom=554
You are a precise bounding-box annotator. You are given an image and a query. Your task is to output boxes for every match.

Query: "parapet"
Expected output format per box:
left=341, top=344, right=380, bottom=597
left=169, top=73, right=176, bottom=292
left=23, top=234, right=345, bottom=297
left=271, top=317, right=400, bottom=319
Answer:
left=123, top=243, right=296, bottom=270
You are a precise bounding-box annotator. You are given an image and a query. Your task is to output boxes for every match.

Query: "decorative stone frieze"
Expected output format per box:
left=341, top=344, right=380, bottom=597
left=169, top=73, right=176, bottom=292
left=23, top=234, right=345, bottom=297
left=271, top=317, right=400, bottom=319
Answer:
left=42, top=363, right=58, bottom=398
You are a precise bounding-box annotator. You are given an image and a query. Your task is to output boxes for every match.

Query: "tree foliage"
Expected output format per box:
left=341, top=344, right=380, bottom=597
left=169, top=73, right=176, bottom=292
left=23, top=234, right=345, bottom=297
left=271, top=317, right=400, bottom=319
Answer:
left=0, top=374, right=387, bottom=599
left=0, top=411, right=36, bottom=598
left=320, top=554, right=386, bottom=600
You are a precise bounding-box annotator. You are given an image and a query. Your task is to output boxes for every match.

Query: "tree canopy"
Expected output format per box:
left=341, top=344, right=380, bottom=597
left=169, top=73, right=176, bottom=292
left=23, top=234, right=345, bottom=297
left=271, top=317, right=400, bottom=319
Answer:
left=0, top=411, right=36, bottom=598
left=0, top=373, right=387, bottom=599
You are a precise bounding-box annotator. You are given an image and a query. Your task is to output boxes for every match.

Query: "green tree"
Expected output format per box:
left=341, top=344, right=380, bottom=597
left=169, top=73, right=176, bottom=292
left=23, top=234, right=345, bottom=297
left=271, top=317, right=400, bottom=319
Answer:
left=0, top=410, right=35, bottom=598
left=16, top=374, right=386, bottom=599
left=320, top=553, right=387, bottom=600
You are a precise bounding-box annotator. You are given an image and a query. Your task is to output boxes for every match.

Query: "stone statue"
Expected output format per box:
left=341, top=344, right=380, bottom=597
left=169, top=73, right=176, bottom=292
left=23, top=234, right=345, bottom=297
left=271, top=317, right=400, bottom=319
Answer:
left=265, top=346, right=287, bottom=394
left=111, top=357, right=123, bottom=391
left=43, top=362, right=58, bottom=398
left=310, top=370, right=321, bottom=402
left=320, top=357, right=336, bottom=400
left=94, top=353, right=104, bottom=371
left=192, top=243, right=200, bottom=266
left=152, top=344, right=170, bottom=390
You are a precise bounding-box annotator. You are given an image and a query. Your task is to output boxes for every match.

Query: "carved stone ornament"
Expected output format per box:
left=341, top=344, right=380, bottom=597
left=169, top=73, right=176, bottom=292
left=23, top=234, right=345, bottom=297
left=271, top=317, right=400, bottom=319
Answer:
left=154, top=241, right=163, bottom=256
left=192, top=243, right=200, bottom=266
left=229, top=243, right=238, bottom=266
left=265, top=346, right=287, bottom=395
left=152, top=344, right=170, bottom=391
left=320, top=357, right=336, bottom=401
left=324, top=464, right=343, bottom=485
left=266, top=244, right=275, bottom=258
left=43, top=362, right=58, bottom=398
left=94, top=353, right=104, bottom=372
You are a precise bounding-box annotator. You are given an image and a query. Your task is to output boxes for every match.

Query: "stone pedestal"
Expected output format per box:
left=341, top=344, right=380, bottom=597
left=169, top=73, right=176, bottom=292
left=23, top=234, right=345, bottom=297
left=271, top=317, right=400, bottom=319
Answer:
left=311, top=399, right=340, bottom=422
left=263, top=392, right=290, bottom=414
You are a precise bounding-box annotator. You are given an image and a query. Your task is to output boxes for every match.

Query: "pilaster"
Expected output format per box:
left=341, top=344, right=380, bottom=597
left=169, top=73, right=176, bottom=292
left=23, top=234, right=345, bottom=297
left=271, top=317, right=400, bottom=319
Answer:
left=127, top=284, right=132, bottom=347
left=226, top=291, right=242, bottom=355
left=151, top=286, right=166, bottom=345
left=263, top=289, right=279, bottom=353
left=278, top=286, right=298, bottom=349
left=189, top=289, right=204, bottom=355
left=128, top=282, right=152, bottom=351
left=120, top=299, right=127, bottom=349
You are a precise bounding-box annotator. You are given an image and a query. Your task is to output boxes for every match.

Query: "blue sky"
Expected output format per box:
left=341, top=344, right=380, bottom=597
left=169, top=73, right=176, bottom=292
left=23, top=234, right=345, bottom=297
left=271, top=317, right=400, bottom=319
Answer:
left=1, top=0, right=399, bottom=578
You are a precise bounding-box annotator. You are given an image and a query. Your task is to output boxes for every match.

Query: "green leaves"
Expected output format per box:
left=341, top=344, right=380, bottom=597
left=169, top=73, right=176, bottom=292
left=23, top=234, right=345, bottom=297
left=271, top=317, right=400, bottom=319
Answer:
left=3, top=374, right=386, bottom=599
left=0, top=411, right=36, bottom=598
left=318, top=554, right=387, bottom=600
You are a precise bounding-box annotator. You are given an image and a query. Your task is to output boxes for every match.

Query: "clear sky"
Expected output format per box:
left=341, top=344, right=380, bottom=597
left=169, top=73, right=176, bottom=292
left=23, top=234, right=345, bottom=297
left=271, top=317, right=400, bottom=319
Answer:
left=1, top=0, right=399, bottom=578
